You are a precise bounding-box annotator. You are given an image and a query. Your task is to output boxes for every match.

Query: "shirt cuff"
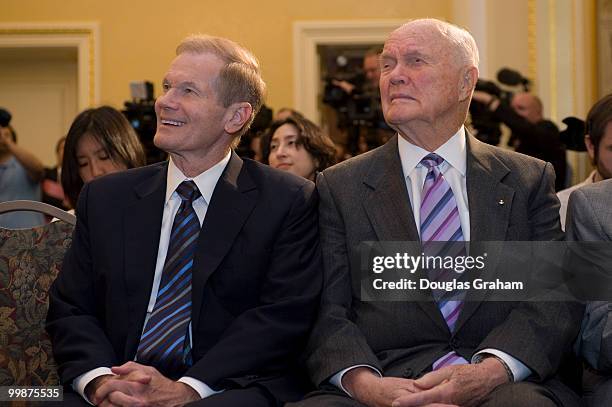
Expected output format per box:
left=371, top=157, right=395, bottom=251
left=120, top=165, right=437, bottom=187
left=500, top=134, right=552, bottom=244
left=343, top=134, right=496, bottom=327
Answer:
left=73, top=367, right=115, bottom=405
left=329, top=365, right=382, bottom=397
left=178, top=376, right=223, bottom=399
left=472, top=349, right=531, bottom=381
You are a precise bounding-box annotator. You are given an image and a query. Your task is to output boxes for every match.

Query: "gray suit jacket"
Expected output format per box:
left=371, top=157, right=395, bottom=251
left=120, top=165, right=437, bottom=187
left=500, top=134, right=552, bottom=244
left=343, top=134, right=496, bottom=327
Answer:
left=306, top=133, right=583, bottom=403
left=567, top=179, right=612, bottom=372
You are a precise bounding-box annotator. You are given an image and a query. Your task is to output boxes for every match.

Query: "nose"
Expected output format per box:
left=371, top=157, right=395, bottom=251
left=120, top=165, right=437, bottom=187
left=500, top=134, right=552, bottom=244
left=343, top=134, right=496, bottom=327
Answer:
left=89, top=160, right=107, bottom=179
left=388, top=64, right=407, bottom=86
left=155, top=89, right=178, bottom=112
left=390, top=72, right=406, bottom=86
left=274, top=144, right=288, bottom=158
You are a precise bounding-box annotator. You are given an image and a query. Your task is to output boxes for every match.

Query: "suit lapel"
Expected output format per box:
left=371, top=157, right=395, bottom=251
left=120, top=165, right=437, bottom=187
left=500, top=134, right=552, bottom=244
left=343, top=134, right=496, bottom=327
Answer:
left=191, top=152, right=258, bottom=328
left=362, top=137, right=418, bottom=242
left=123, top=163, right=167, bottom=359
left=362, top=137, right=447, bottom=331
left=465, top=136, right=514, bottom=242
left=455, top=134, right=514, bottom=331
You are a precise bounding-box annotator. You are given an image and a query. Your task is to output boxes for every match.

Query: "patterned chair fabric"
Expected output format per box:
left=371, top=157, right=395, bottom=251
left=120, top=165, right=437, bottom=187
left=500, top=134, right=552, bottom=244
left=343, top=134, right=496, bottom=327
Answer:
left=0, top=220, right=74, bottom=386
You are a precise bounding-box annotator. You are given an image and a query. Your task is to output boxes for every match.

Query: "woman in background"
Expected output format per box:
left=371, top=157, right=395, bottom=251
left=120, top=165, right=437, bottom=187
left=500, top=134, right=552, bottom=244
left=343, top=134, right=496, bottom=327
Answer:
left=262, top=113, right=336, bottom=181
left=62, top=106, right=146, bottom=208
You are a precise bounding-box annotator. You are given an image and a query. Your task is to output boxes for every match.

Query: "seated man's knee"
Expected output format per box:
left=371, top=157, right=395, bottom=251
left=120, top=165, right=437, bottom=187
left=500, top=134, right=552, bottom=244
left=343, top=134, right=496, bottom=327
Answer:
left=479, top=382, right=558, bottom=407
left=590, top=377, right=612, bottom=407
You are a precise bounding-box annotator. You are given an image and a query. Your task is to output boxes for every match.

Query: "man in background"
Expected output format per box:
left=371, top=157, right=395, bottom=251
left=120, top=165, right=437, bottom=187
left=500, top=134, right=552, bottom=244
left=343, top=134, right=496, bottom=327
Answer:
left=472, top=91, right=567, bottom=191
left=0, top=107, right=46, bottom=227
left=566, top=179, right=612, bottom=407
left=558, top=93, right=612, bottom=229
left=41, top=136, right=70, bottom=214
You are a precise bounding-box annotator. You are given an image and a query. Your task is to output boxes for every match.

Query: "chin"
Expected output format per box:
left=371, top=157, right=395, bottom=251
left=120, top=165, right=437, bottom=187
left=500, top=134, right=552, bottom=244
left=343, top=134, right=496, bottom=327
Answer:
left=153, top=137, right=174, bottom=154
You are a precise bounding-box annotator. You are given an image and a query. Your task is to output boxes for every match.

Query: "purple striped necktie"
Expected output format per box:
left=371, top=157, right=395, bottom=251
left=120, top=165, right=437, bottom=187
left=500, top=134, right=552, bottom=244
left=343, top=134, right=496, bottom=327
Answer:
left=419, top=153, right=468, bottom=370
left=136, top=180, right=201, bottom=378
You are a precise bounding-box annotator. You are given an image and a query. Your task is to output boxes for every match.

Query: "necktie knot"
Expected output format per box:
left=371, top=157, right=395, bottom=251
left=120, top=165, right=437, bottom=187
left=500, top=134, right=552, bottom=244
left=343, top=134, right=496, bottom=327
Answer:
left=176, top=180, right=201, bottom=202
left=420, top=153, right=444, bottom=169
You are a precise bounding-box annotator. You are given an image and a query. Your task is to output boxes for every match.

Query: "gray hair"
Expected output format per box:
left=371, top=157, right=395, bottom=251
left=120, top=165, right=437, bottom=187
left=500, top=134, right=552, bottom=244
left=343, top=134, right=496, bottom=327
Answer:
left=393, top=18, right=479, bottom=68
left=177, top=34, right=266, bottom=140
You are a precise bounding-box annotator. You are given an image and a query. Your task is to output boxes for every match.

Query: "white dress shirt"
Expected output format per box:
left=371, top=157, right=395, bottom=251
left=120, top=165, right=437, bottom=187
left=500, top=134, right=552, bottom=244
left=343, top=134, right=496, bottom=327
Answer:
left=557, top=170, right=596, bottom=231
left=74, top=152, right=231, bottom=403
left=331, top=128, right=531, bottom=395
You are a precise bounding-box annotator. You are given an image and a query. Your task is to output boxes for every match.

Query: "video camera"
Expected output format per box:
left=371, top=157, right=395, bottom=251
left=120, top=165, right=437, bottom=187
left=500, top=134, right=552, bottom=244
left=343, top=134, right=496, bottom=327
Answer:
left=0, top=107, right=11, bottom=127
left=470, top=68, right=531, bottom=146
left=122, top=81, right=167, bottom=164
left=470, top=68, right=586, bottom=151
left=323, top=71, right=384, bottom=127
left=322, top=56, right=389, bottom=155
left=559, top=117, right=586, bottom=151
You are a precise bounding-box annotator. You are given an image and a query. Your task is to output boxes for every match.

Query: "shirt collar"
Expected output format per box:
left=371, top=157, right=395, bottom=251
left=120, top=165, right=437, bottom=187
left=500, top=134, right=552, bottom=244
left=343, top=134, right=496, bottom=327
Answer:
left=165, top=151, right=232, bottom=205
left=397, top=126, right=467, bottom=177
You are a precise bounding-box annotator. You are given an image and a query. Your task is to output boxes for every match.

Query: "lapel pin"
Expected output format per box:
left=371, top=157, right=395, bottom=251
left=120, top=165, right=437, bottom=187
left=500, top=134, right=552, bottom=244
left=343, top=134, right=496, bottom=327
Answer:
left=498, top=199, right=505, bottom=206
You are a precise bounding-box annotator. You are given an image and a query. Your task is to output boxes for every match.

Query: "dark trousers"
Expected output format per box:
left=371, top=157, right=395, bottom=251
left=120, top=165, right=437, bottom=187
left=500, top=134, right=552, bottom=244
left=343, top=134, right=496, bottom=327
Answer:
left=53, top=386, right=276, bottom=407
left=582, top=368, right=612, bottom=407
left=288, top=380, right=581, bottom=407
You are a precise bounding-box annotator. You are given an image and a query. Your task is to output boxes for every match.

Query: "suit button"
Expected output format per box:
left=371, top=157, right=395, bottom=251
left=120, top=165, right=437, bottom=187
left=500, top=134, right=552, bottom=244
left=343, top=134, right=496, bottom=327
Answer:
left=402, top=367, right=413, bottom=378
left=450, top=337, right=460, bottom=350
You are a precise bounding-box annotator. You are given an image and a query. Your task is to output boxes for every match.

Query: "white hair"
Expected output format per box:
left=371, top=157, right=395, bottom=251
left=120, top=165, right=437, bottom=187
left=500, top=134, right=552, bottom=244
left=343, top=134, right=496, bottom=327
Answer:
left=393, top=18, right=479, bottom=67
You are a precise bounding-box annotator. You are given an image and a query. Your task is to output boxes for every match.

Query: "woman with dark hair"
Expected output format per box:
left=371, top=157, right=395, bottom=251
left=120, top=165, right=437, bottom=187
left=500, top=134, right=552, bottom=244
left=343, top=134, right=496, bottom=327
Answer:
left=261, top=113, right=336, bottom=181
left=62, top=106, right=146, bottom=208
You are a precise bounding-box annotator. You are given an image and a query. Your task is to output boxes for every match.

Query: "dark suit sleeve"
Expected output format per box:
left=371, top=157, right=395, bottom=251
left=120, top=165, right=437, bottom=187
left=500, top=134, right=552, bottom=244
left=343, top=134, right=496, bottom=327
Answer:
left=186, top=182, right=322, bottom=387
left=527, top=163, right=565, bottom=241
left=477, top=163, right=583, bottom=380
left=567, top=188, right=612, bottom=372
left=304, top=172, right=382, bottom=386
left=566, top=188, right=607, bottom=241
left=46, top=183, right=119, bottom=383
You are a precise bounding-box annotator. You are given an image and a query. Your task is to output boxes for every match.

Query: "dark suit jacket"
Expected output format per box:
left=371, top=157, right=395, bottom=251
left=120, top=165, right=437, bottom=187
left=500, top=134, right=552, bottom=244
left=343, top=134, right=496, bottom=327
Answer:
left=567, top=179, right=612, bottom=373
left=46, top=153, right=322, bottom=402
left=305, top=133, right=583, bottom=404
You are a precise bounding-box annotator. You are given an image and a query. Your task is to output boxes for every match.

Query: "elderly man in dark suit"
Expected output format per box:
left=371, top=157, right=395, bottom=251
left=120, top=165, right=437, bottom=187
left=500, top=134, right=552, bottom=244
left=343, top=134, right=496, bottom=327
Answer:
left=567, top=179, right=612, bottom=406
left=293, top=18, right=582, bottom=407
left=46, top=34, right=321, bottom=407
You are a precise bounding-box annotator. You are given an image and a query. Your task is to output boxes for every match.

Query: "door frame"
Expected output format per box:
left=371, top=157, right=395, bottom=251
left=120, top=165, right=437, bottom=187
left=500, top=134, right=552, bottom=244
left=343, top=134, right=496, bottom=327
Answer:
left=293, top=19, right=404, bottom=124
left=0, top=22, right=100, bottom=110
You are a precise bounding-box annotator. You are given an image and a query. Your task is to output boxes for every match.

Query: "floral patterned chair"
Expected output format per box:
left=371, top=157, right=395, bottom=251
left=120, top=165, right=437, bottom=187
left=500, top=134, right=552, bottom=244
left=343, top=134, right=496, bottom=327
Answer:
left=0, top=201, right=75, bottom=386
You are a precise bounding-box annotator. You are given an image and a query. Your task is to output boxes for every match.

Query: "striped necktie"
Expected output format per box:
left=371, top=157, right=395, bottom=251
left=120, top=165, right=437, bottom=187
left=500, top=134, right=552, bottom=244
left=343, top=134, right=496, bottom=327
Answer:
left=419, top=153, right=468, bottom=370
left=136, top=180, right=201, bottom=378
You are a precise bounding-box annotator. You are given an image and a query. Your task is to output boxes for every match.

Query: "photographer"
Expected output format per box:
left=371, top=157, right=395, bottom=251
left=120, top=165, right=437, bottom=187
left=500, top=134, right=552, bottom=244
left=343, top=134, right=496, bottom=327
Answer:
left=557, top=93, right=612, bottom=229
left=331, top=47, right=381, bottom=95
left=324, top=47, right=393, bottom=156
left=473, top=91, right=567, bottom=191
left=0, top=107, right=46, bottom=227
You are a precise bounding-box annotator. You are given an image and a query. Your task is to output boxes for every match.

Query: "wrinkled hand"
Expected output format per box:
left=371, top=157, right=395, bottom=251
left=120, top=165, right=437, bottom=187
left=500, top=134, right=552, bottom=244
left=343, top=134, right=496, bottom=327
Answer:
left=91, top=362, right=199, bottom=407
left=342, top=367, right=419, bottom=407
left=391, top=358, right=508, bottom=407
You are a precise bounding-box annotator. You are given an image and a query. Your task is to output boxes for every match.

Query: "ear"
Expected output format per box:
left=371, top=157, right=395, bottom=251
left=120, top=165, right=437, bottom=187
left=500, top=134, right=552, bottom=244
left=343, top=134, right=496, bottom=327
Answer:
left=459, top=66, right=479, bottom=102
left=224, top=102, right=253, bottom=135
left=584, top=135, right=596, bottom=162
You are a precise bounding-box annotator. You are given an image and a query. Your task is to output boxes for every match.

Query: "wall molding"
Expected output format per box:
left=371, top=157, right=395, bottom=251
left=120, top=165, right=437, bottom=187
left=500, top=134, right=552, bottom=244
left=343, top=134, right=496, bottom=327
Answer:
left=0, top=22, right=100, bottom=110
left=293, top=19, right=404, bottom=123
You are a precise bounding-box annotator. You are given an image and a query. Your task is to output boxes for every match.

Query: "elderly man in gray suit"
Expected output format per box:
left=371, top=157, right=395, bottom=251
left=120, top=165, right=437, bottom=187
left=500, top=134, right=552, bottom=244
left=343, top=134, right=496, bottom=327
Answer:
left=567, top=179, right=612, bottom=406
left=292, top=18, right=583, bottom=407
